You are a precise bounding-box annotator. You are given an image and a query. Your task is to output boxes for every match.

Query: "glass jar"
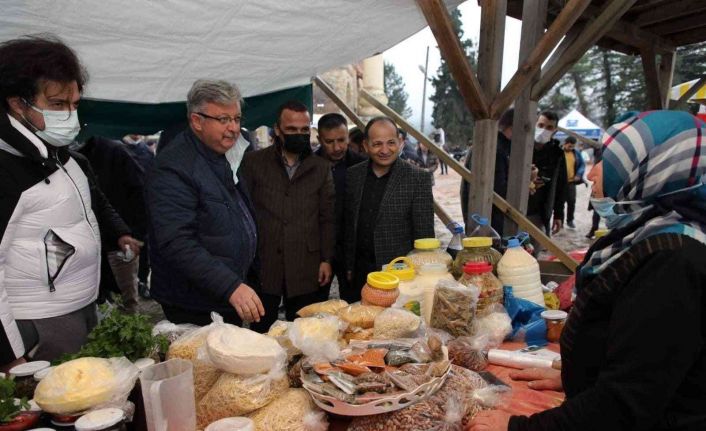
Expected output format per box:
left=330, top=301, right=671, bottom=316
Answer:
left=452, top=237, right=502, bottom=278
left=541, top=310, right=568, bottom=343
left=10, top=360, right=50, bottom=399
left=460, top=262, right=503, bottom=317
left=361, top=272, right=400, bottom=307
left=407, top=238, right=453, bottom=270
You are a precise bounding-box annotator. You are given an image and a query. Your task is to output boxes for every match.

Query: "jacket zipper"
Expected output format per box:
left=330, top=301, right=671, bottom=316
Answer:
left=44, top=229, right=76, bottom=292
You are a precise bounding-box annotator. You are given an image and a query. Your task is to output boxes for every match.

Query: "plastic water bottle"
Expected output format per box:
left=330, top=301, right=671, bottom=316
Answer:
left=446, top=221, right=464, bottom=260
left=497, top=237, right=545, bottom=307
left=469, top=214, right=502, bottom=250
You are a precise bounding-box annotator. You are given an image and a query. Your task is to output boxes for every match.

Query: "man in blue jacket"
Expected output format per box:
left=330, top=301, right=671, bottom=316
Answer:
left=146, top=79, right=263, bottom=325
left=562, top=136, right=586, bottom=229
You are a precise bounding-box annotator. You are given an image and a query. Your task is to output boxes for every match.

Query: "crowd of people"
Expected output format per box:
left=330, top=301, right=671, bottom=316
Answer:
left=1, top=34, right=705, bottom=431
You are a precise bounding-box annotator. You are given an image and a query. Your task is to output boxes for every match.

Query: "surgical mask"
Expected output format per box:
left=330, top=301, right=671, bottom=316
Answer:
left=281, top=133, right=311, bottom=154
left=26, top=104, right=81, bottom=147
left=534, top=127, right=554, bottom=145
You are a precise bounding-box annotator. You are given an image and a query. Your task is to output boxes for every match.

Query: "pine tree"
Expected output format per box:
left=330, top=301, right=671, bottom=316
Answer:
left=383, top=62, right=413, bottom=118
left=429, top=9, right=477, bottom=151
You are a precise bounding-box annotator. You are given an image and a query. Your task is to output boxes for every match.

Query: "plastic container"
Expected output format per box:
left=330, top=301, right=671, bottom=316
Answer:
left=452, top=237, right=502, bottom=278
left=204, top=417, right=255, bottom=431
left=10, top=361, right=50, bottom=399
left=468, top=214, right=502, bottom=249
left=541, top=310, right=568, bottom=342
left=361, top=272, right=400, bottom=307
left=386, top=257, right=422, bottom=315
left=407, top=238, right=453, bottom=271
left=459, top=262, right=503, bottom=317
left=497, top=238, right=545, bottom=307
left=33, top=366, right=55, bottom=382
left=74, top=408, right=126, bottom=431
left=417, top=263, right=455, bottom=324
left=446, top=222, right=464, bottom=260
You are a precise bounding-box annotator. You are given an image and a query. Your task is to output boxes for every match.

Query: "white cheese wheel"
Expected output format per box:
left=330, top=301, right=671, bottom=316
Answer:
left=206, top=325, right=285, bottom=375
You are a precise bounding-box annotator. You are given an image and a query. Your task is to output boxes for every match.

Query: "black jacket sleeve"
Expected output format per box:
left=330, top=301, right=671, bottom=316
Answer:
left=71, top=152, right=131, bottom=250
left=460, top=150, right=472, bottom=226
left=413, top=170, right=435, bottom=240
left=509, top=249, right=704, bottom=431
left=552, top=149, right=568, bottom=222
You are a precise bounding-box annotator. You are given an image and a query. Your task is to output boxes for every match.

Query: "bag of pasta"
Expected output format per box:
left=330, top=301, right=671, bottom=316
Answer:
left=246, top=388, right=325, bottom=431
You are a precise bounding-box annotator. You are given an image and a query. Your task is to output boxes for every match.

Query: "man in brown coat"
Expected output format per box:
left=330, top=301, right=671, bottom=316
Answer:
left=241, top=101, right=335, bottom=332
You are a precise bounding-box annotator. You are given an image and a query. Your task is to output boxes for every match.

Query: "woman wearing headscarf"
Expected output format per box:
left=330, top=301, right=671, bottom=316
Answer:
left=470, top=110, right=706, bottom=431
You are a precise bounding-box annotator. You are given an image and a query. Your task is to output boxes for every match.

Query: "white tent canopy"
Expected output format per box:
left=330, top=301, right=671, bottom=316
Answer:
left=556, top=109, right=602, bottom=140
left=0, top=0, right=462, bottom=103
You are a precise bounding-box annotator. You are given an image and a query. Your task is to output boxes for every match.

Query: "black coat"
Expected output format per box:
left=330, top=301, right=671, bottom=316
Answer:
left=146, top=129, right=258, bottom=313
left=527, top=139, right=568, bottom=231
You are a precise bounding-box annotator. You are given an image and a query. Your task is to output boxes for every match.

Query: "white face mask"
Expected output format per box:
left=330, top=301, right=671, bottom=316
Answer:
left=534, top=127, right=554, bottom=145
left=28, top=104, right=81, bottom=147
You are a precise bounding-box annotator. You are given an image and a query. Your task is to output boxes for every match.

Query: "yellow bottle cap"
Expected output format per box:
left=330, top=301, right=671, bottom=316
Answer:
left=594, top=229, right=610, bottom=239
left=366, top=272, right=400, bottom=290
left=462, top=237, right=492, bottom=248
left=414, top=238, right=441, bottom=250
left=384, top=257, right=416, bottom=281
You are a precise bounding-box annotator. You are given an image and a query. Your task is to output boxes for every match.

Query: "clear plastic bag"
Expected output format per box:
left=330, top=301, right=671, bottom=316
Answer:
left=447, top=335, right=489, bottom=371
left=336, top=303, right=385, bottom=329
left=268, top=320, right=301, bottom=359
left=288, top=315, right=347, bottom=363
left=472, top=304, right=512, bottom=348
left=206, top=323, right=286, bottom=376
left=472, top=384, right=512, bottom=409
left=152, top=320, right=199, bottom=344
left=296, top=299, right=349, bottom=317
left=34, top=357, right=139, bottom=414
left=246, top=388, right=323, bottom=431
left=430, top=279, right=480, bottom=337
left=373, top=308, right=423, bottom=339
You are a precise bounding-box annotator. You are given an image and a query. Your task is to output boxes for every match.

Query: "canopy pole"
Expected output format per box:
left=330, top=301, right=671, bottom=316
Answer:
left=360, top=88, right=578, bottom=272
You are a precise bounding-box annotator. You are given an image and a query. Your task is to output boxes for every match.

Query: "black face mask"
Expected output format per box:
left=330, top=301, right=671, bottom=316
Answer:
left=280, top=133, right=311, bottom=154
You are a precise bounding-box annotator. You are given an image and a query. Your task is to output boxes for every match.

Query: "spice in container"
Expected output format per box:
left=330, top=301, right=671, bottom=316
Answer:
left=10, top=360, right=50, bottom=399
left=452, top=236, right=502, bottom=278
left=541, top=310, right=568, bottom=342
left=460, top=262, right=503, bottom=317
left=361, top=272, right=400, bottom=307
left=407, top=238, right=453, bottom=270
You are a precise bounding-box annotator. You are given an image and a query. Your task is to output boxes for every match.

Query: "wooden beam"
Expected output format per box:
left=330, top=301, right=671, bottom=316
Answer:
left=468, top=119, right=499, bottom=219
left=557, top=126, right=601, bottom=149
left=667, top=27, right=706, bottom=47
left=532, top=0, right=639, bottom=101
left=641, top=47, right=664, bottom=109
left=632, top=0, right=706, bottom=27
left=505, top=0, right=548, bottom=235
left=492, top=0, right=591, bottom=117
left=433, top=200, right=453, bottom=226
left=477, top=0, right=506, bottom=99
left=658, top=51, right=676, bottom=109
left=670, top=74, right=706, bottom=109
left=360, top=88, right=578, bottom=271
left=312, top=76, right=365, bottom=130
left=644, top=14, right=706, bottom=37
left=416, top=0, right=491, bottom=119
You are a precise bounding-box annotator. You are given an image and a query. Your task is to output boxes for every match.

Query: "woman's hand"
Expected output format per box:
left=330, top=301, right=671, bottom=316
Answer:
left=509, top=367, right=563, bottom=391
left=467, top=410, right=512, bottom=431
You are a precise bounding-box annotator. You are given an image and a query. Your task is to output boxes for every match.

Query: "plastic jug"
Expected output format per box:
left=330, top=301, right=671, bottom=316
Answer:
left=386, top=257, right=422, bottom=315
left=497, top=238, right=545, bottom=307
left=468, top=214, right=502, bottom=249
left=140, top=359, right=196, bottom=431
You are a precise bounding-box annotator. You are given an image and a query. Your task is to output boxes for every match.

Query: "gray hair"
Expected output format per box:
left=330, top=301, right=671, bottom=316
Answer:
left=186, top=79, right=242, bottom=115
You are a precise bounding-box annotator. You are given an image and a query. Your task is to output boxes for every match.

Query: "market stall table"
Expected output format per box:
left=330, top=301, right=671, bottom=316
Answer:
left=328, top=341, right=564, bottom=430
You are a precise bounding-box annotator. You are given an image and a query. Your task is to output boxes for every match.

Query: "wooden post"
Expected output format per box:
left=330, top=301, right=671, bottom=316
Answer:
left=557, top=126, right=601, bottom=149
left=641, top=47, right=664, bottom=110
left=532, top=0, right=639, bottom=101
left=658, top=51, right=676, bottom=109
left=466, top=0, right=506, bottom=220
left=504, top=0, right=548, bottom=235
left=670, top=74, right=706, bottom=109
left=360, top=88, right=578, bottom=272
left=491, top=0, right=591, bottom=117
left=415, top=0, right=490, bottom=119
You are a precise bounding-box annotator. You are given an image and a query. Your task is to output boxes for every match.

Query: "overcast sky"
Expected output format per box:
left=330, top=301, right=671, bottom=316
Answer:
left=384, top=1, right=523, bottom=132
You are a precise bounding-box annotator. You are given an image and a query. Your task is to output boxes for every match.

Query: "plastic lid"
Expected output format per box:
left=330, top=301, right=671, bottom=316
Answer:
left=74, top=408, right=125, bottom=431
left=463, top=261, right=493, bottom=274
left=506, top=238, right=521, bottom=248
left=134, top=358, right=156, bottom=371
left=418, top=263, right=448, bottom=274
left=462, top=237, right=492, bottom=248
left=413, top=238, right=441, bottom=250
left=10, top=361, right=50, bottom=377
left=384, top=257, right=416, bottom=281
left=594, top=229, right=609, bottom=239
left=205, top=417, right=255, bottom=431
left=541, top=310, right=568, bottom=321
left=28, top=429, right=57, bottom=431
left=33, top=366, right=55, bottom=381
left=366, top=272, right=400, bottom=290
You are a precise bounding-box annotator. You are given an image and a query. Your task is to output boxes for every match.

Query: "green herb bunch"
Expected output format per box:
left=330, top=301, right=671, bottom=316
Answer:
left=0, top=377, right=28, bottom=424
left=59, top=303, right=169, bottom=363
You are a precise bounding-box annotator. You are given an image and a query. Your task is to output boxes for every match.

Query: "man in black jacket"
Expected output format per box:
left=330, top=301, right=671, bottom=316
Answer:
left=315, top=113, right=366, bottom=301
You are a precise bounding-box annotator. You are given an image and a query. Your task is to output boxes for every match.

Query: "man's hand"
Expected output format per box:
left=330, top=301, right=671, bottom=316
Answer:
left=552, top=219, right=563, bottom=234
left=573, top=175, right=581, bottom=182
left=117, top=235, right=144, bottom=256
left=509, top=367, right=563, bottom=391
left=229, top=283, right=265, bottom=323
left=467, top=410, right=512, bottom=431
left=318, top=262, right=333, bottom=286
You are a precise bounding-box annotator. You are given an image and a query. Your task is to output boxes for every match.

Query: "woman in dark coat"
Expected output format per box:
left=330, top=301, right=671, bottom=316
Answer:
left=470, top=110, right=706, bottom=431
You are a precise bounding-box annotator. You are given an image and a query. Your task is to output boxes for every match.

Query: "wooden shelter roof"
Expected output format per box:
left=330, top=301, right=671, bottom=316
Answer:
left=507, top=0, right=706, bottom=55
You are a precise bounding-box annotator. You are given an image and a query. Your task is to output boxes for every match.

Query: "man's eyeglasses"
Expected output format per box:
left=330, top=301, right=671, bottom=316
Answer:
left=196, top=112, right=240, bottom=126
